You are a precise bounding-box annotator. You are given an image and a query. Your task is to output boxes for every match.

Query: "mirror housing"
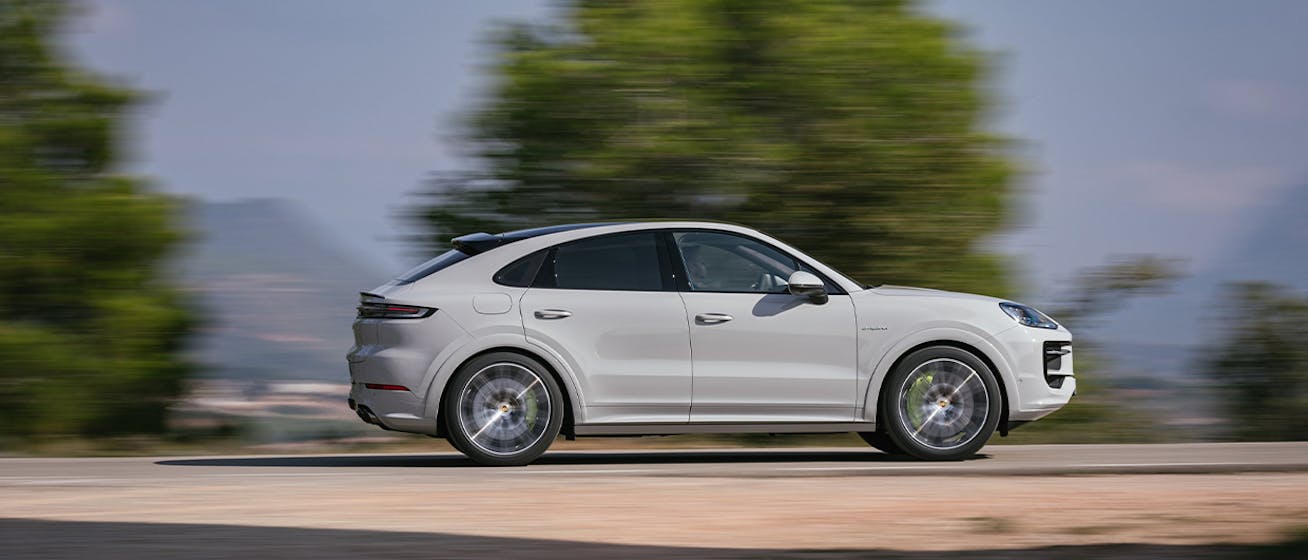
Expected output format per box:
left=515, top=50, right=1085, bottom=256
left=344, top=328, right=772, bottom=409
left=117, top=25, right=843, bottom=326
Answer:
left=786, top=271, right=828, bottom=304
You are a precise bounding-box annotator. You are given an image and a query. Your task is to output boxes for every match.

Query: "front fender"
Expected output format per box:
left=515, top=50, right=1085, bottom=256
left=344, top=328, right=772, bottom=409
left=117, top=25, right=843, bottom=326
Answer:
left=859, top=324, right=1020, bottom=424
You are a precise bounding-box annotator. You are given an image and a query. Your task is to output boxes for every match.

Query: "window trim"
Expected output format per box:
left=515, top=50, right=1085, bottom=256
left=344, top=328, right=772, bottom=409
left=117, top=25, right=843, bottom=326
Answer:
left=529, top=231, right=676, bottom=292
left=664, top=228, right=848, bottom=296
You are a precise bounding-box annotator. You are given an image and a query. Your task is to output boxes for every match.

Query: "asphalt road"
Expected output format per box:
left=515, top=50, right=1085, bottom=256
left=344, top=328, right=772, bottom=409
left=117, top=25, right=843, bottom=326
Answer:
left=2, top=442, right=1307, bottom=559
left=2, top=441, right=1305, bottom=480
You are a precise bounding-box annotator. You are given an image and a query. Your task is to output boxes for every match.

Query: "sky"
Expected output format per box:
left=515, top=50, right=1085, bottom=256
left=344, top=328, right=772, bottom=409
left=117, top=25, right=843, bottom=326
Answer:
left=65, top=0, right=1308, bottom=301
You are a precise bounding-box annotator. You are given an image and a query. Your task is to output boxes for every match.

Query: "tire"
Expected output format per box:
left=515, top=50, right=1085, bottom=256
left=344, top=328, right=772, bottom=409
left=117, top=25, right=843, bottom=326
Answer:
left=858, top=431, right=906, bottom=455
left=444, top=434, right=469, bottom=456
left=443, top=352, right=564, bottom=466
left=881, top=346, right=1001, bottom=461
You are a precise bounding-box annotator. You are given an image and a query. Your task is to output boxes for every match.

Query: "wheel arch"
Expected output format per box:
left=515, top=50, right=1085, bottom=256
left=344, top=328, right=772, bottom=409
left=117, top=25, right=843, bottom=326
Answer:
left=862, top=330, right=1017, bottom=436
left=430, top=345, right=580, bottom=439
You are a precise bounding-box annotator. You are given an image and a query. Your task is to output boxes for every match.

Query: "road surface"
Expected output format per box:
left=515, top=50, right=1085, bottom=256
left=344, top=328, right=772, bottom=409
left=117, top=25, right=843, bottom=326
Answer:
left=2, top=442, right=1307, bottom=558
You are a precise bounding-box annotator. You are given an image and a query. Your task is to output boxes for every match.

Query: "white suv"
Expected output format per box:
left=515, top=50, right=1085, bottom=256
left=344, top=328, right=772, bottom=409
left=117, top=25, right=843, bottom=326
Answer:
left=347, top=221, right=1074, bottom=465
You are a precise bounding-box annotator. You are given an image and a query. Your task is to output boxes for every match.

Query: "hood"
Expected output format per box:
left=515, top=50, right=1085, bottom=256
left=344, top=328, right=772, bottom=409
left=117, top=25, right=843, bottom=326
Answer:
left=865, top=285, right=1006, bottom=304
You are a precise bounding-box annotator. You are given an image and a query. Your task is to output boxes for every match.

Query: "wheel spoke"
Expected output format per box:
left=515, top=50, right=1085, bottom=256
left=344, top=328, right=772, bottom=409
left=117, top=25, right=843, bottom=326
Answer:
left=948, top=372, right=978, bottom=400
left=469, top=410, right=505, bottom=440
left=515, top=378, right=541, bottom=399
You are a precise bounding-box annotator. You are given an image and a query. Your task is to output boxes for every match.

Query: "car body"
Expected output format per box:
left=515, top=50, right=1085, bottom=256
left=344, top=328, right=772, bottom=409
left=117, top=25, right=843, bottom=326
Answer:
left=347, top=221, right=1075, bottom=465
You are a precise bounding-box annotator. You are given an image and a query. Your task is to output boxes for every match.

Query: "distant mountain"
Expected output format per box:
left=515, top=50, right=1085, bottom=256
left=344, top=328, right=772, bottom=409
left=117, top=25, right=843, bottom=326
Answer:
left=175, top=199, right=395, bottom=382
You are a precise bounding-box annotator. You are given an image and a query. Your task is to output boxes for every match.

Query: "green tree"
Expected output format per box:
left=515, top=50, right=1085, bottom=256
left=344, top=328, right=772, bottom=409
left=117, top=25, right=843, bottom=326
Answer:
left=1203, top=282, right=1308, bottom=441
left=414, top=0, right=1015, bottom=295
left=0, top=0, right=193, bottom=443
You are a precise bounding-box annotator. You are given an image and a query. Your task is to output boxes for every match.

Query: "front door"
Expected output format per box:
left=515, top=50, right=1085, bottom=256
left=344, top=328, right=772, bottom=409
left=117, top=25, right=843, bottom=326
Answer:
left=671, top=230, right=858, bottom=422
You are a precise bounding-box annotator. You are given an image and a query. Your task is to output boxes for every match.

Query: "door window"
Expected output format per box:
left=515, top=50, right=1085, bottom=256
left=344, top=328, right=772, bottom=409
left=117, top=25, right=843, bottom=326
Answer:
left=672, top=231, right=802, bottom=293
left=540, top=232, right=670, bottom=291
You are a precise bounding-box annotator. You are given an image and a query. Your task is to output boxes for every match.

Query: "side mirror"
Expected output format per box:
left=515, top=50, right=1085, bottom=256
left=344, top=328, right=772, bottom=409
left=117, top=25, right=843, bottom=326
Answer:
left=786, top=271, right=828, bottom=304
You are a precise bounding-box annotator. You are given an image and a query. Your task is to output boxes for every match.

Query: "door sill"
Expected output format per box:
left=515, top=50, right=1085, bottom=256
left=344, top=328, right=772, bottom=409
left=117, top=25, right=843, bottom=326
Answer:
left=573, top=421, right=873, bottom=436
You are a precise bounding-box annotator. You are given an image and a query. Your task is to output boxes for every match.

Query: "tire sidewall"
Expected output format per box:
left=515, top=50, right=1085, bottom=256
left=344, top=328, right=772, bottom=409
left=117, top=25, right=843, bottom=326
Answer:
left=443, top=352, right=564, bottom=466
left=882, top=346, right=1001, bottom=461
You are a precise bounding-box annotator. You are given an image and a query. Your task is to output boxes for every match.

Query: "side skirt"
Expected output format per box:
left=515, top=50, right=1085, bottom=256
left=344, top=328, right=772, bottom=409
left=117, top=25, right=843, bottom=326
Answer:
left=573, top=422, right=875, bottom=437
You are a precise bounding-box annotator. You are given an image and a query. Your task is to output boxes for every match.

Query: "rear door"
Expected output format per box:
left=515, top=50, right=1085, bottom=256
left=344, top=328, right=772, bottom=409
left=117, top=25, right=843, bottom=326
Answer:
left=520, top=231, right=692, bottom=424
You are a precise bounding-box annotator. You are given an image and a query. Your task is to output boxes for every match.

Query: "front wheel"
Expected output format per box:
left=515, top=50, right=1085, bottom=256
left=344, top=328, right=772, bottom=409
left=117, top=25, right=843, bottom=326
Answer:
left=443, top=352, right=563, bottom=466
left=881, top=346, right=1001, bottom=461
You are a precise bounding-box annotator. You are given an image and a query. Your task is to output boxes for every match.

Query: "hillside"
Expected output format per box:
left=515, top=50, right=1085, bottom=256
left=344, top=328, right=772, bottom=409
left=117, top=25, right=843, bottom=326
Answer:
left=176, top=199, right=395, bottom=382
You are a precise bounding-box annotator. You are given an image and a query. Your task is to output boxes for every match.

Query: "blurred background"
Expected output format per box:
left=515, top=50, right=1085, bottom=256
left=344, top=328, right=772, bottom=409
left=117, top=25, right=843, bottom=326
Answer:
left=2, top=0, right=1306, bottom=453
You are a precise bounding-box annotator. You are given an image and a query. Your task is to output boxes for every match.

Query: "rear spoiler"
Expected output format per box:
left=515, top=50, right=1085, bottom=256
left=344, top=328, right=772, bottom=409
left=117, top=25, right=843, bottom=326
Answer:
left=451, top=232, right=507, bottom=255
left=451, top=223, right=616, bottom=255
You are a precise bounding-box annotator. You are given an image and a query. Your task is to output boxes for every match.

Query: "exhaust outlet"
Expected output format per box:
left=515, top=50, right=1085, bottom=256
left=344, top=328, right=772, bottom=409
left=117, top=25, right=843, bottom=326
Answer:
left=356, top=405, right=380, bottom=425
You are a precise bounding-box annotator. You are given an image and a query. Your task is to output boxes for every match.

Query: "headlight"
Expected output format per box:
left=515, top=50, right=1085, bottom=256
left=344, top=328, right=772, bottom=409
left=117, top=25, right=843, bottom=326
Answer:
left=999, top=302, right=1059, bottom=329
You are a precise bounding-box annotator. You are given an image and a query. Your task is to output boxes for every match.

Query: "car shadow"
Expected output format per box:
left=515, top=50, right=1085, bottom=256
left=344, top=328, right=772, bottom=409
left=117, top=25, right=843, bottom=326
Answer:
left=156, top=449, right=990, bottom=468
left=2, top=518, right=1300, bottom=560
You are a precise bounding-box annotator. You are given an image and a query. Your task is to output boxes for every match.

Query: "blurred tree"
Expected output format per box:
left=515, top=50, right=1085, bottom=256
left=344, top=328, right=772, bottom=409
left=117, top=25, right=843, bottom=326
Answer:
left=413, top=0, right=1015, bottom=295
left=1202, top=282, right=1308, bottom=441
left=1003, top=255, right=1185, bottom=444
left=1046, top=254, right=1186, bottom=326
left=0, top=0, right=193, bottom=443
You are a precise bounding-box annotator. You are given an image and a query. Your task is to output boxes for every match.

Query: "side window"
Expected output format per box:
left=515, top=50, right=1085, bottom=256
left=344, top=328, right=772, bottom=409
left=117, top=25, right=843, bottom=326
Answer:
left=673, top=231, right=800, bottom=293
left=541, top=232, right=668, bottom=291
left=493, top=249, right=548, bottom=287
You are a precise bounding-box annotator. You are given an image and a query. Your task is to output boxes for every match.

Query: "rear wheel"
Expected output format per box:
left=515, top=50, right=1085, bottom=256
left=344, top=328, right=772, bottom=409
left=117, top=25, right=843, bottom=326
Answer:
left=443, top=352, right=563, bottom=466
left=882, top=346, right=1001, bottom=461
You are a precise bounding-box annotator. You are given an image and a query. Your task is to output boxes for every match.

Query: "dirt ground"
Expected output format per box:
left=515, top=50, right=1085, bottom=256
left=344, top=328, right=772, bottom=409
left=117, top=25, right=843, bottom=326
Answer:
left=3, top=470, right=1306, bottom=553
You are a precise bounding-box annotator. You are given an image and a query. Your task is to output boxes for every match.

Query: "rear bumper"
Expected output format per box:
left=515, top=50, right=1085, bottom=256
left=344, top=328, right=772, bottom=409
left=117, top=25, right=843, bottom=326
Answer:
left=347, top=379, right=437, bottom=435
left=345, top=312, right=469, bottom=436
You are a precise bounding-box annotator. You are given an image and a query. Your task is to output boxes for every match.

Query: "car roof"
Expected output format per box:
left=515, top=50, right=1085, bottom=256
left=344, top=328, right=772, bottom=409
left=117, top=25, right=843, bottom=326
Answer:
left=451, top=223, right=617, bottom=255
left=452, top=220, right=751, bottom=255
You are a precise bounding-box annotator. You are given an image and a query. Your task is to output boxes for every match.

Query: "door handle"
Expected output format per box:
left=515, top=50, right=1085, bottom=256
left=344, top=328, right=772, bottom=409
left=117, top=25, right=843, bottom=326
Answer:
left=534, top=309, right=572, bottom=320
left=695, top=312, right=734, bottom=324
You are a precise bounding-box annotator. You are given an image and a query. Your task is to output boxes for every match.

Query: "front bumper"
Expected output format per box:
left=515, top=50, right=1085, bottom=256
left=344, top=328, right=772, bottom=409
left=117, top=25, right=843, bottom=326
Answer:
left=990, top=325, right=1076, bottom=422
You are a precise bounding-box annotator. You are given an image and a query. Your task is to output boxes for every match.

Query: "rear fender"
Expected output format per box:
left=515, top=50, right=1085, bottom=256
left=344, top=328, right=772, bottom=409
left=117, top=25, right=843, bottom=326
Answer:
left=420, top=332, right=586, bottom=425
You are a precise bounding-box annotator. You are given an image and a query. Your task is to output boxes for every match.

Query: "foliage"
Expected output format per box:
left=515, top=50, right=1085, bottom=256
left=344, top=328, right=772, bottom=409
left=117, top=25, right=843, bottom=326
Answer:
left=1202, top=282, right=1308, bottom=441
left=1047, top=254, right=1186, bottom=326
left=996, top=255, right=1187, bottom=443
left=999, top=351, right=1165, bottom=444
left=413, top=0, right=1016, bottom=295
left=0, top=0, right=194, bottom=442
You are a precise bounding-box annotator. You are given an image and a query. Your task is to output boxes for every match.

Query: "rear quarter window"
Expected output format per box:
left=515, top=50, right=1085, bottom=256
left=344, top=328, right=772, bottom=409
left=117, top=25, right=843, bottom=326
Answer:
left=493, top=250, right=548, bottom=287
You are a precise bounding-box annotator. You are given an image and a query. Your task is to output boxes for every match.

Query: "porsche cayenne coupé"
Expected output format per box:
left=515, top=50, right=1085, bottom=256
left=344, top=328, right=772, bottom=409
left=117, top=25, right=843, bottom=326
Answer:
left=347, top=222, right=1074, bottom=466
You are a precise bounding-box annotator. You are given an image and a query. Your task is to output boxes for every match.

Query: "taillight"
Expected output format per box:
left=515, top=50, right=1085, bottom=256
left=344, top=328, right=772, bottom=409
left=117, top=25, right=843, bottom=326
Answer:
left=356, top=301, right=436, bottom=319
left=364, top=383, right=410, bottom=391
